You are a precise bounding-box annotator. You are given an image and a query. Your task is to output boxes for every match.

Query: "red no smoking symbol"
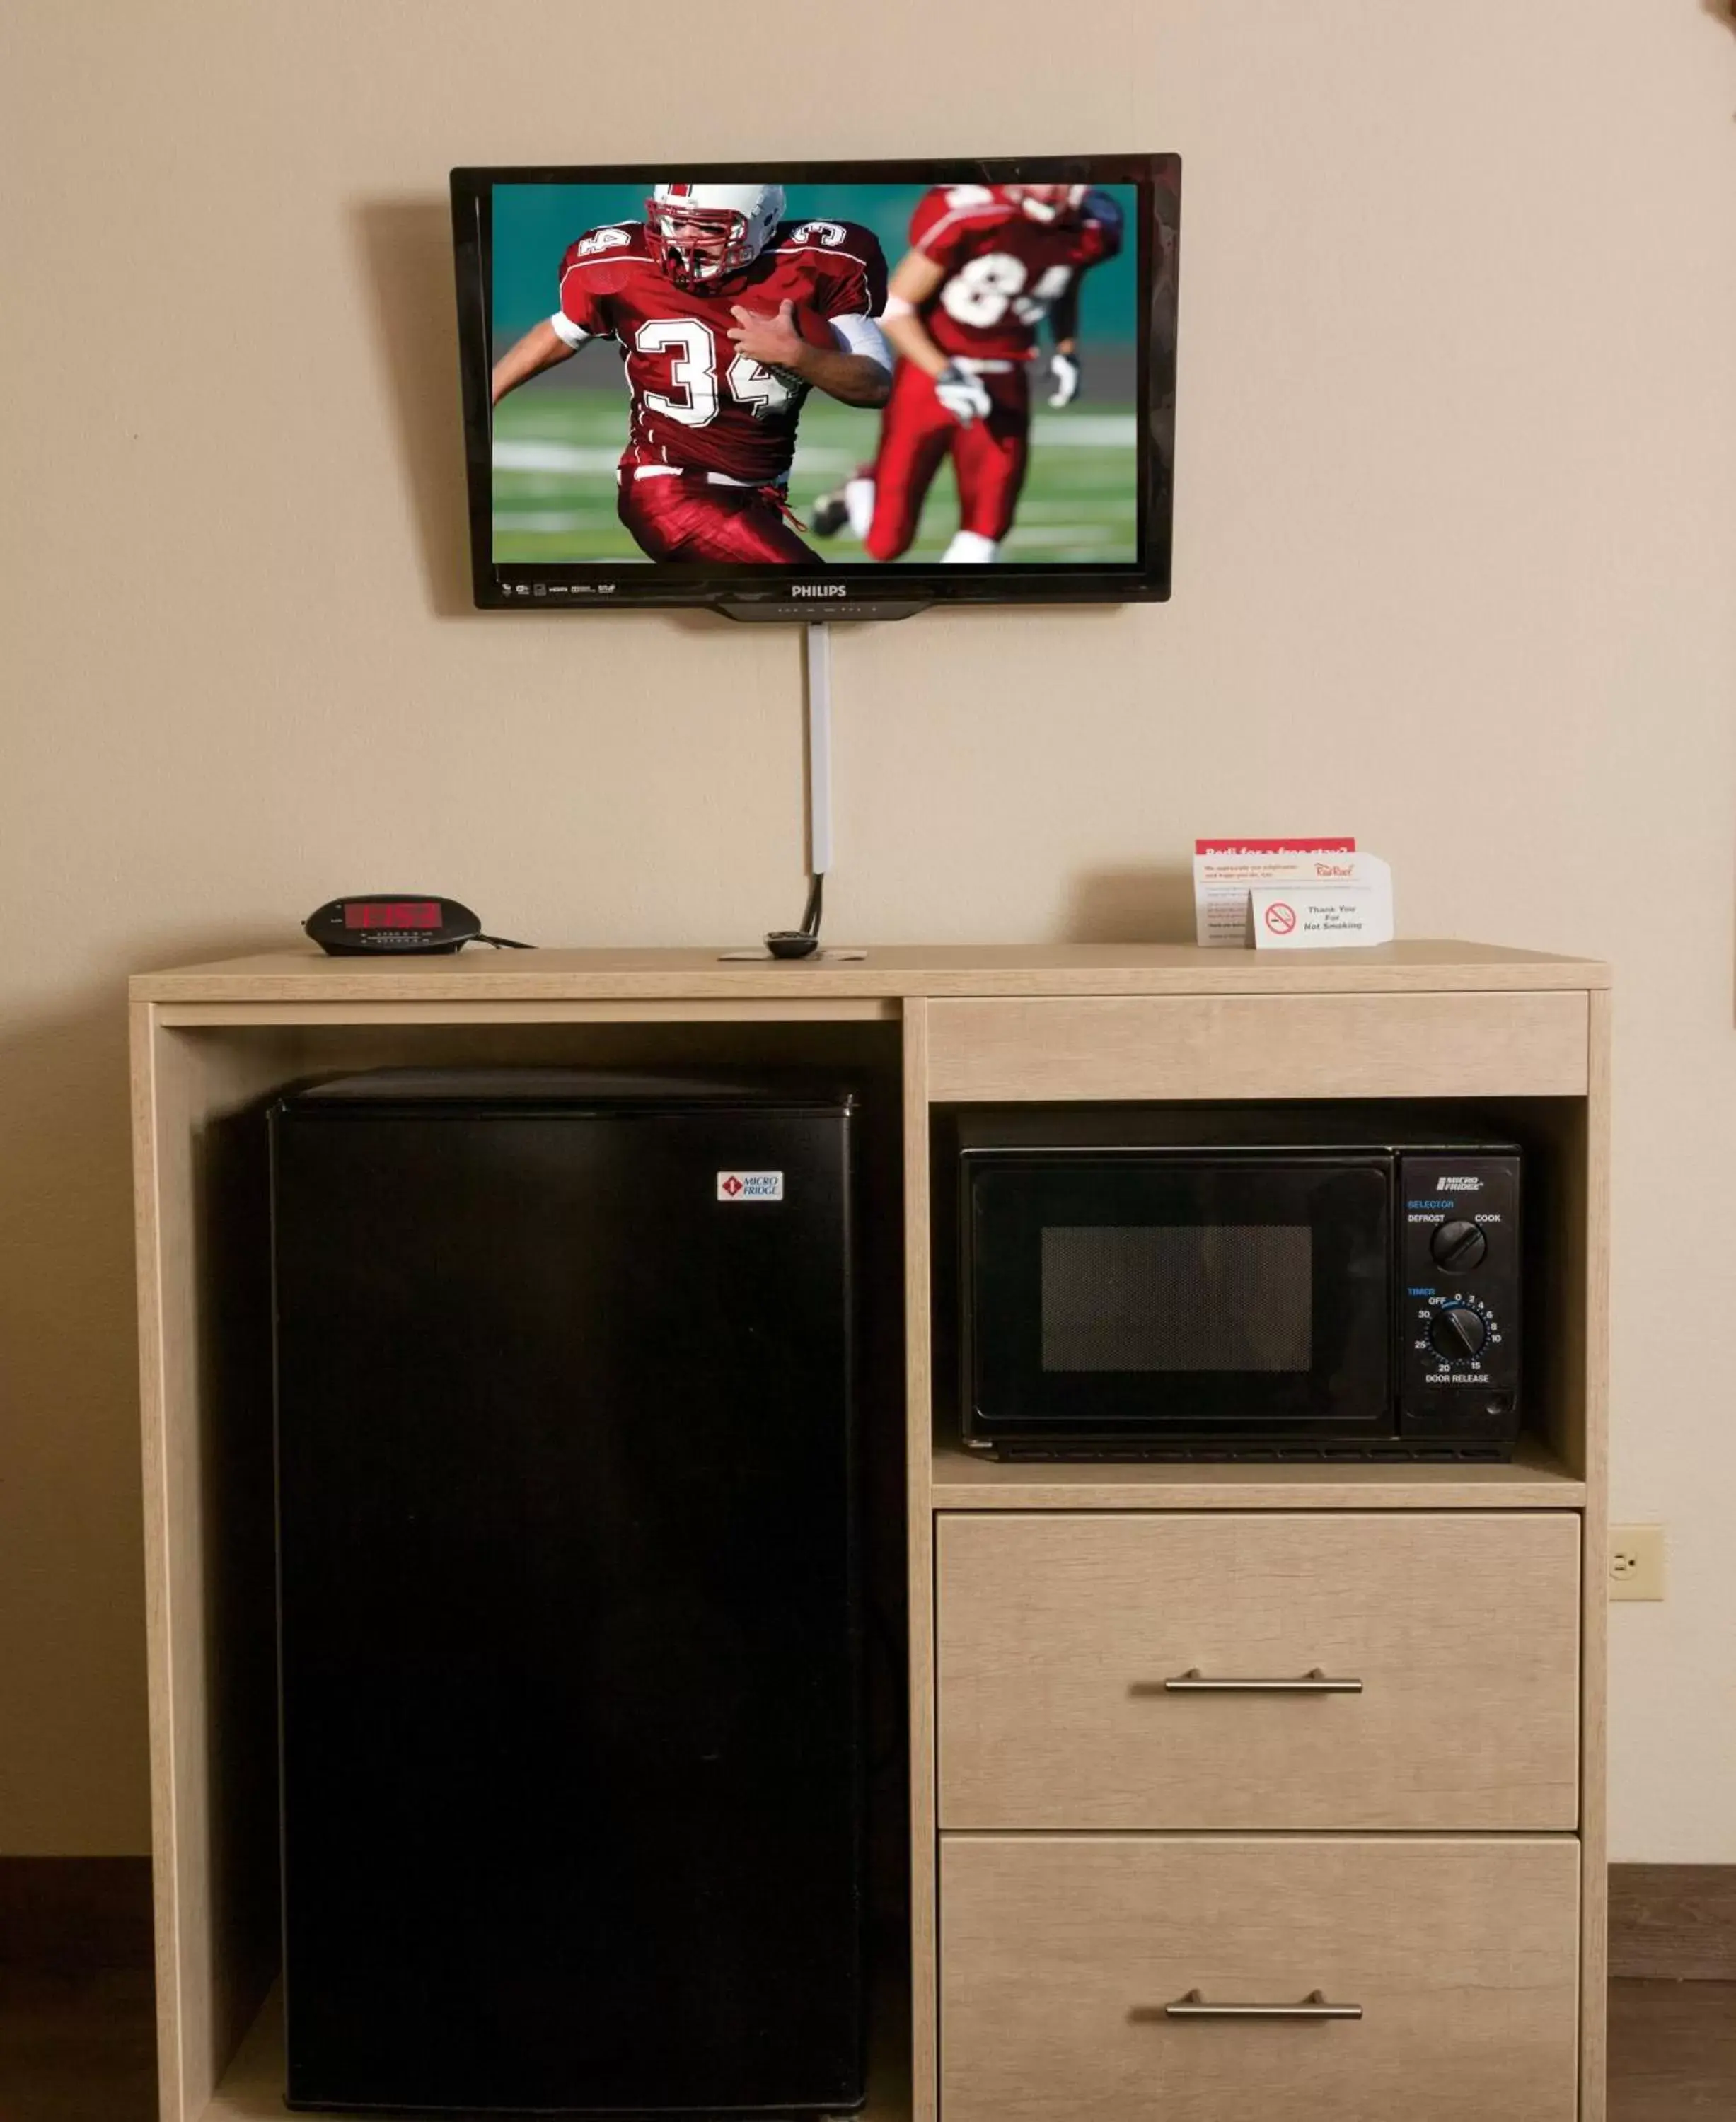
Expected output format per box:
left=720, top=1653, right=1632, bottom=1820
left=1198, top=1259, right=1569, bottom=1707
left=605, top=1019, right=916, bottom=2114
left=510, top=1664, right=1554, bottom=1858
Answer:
left=1264, top=902, right=1297, bottom=935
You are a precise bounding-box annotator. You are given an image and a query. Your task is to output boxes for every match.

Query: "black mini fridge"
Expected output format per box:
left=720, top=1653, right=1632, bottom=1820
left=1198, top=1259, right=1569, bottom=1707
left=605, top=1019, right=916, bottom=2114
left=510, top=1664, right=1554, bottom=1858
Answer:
left=269, top=1070, right=866, bottom=2115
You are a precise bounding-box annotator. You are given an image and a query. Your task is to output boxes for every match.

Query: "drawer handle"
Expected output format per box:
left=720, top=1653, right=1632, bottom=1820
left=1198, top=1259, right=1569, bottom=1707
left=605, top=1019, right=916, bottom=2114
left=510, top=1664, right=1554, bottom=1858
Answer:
left=1159, top=1667, right=1363, bottom=1695
left=1163, top=1988, right=1363, bottom=2022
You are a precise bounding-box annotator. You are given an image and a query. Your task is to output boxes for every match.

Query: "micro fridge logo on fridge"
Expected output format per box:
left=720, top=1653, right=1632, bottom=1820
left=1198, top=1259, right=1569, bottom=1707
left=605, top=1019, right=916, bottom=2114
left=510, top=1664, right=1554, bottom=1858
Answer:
left=717, top=1172, right=785, bottom=1201
left=1436, top=1176, right=1481, bottom=1191
left=790, top=582, right=849, bottom=598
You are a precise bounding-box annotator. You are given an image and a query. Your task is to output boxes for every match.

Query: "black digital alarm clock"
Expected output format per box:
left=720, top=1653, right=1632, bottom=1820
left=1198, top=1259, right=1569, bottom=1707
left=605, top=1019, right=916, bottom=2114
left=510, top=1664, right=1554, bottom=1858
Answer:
left=303, top=895, right=517, bottom=955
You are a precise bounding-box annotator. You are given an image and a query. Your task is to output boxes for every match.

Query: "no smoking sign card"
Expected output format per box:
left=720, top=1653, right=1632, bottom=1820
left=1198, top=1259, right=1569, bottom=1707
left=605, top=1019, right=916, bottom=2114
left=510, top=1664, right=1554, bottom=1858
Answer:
left=1249, top=857, right=1394, bottom=950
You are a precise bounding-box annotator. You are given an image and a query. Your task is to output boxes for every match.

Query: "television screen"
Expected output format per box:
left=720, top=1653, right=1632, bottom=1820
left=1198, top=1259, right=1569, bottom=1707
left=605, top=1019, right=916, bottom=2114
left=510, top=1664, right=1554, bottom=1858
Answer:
left=451, top=156, right=1179, bottom=618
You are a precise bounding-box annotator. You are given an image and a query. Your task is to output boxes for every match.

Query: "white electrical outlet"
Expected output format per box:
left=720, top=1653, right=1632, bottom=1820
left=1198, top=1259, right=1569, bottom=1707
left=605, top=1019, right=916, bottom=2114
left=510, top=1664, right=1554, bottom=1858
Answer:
left=1609, top=1524, right=1666, bottom=1601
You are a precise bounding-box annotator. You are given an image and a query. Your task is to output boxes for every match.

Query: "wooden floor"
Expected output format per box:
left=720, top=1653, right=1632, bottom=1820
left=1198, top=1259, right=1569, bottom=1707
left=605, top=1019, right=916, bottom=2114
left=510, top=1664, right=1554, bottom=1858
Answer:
left=0, top=1968, right=157, bottom=2121
left=0, top=1973, right=1730, bottom=2119
left=1608, top=1980, right=1736, bottom=2117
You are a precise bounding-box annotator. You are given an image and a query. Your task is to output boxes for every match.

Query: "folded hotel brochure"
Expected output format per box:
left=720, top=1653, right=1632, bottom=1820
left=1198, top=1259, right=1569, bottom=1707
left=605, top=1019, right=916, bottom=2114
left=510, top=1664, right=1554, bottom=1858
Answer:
left=1193, top=840, right=1357, bottom=946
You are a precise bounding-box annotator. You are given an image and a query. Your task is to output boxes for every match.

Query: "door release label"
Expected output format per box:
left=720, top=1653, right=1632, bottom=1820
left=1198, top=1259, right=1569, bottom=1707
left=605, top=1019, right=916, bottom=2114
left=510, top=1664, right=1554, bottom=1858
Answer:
left=717, top=1171, right=784, bottom=1201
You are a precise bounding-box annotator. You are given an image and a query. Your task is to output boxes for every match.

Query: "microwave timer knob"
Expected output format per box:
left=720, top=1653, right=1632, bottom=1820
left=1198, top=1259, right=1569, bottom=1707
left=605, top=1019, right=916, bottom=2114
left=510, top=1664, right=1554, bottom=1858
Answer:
left=1430, top=1304, right=1489, bottom=1360
left=1430, top=1219, right=1488, bottom=1270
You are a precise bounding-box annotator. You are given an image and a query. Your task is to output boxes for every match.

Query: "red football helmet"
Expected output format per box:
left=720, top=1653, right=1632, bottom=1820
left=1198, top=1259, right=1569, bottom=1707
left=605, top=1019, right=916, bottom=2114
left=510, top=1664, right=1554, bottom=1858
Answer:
left=644, top=182, right=785, bottom=290
left=1002, top=182, right=1089, bottom=224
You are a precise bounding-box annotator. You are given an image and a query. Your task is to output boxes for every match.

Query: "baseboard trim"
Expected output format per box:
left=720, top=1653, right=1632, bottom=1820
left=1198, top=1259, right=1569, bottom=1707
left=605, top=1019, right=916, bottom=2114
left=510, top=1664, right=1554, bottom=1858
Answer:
left=0, top=1857, right=153, bottom=1972
left=1610, top=1864, right=1736, bottom=1982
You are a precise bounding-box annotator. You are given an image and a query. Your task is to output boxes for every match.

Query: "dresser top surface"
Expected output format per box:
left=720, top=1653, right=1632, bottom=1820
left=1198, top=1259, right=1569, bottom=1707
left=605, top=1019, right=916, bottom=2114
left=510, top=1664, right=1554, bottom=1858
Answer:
left=131, top=939, right=1609, bottom=1006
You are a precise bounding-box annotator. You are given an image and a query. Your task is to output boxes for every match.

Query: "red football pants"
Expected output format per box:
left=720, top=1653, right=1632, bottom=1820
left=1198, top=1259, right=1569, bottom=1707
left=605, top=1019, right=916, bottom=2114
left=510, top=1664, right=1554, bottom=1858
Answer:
left=864, top=360, right=1031, bottom=562
left=617, top=473, right=822, bottom=567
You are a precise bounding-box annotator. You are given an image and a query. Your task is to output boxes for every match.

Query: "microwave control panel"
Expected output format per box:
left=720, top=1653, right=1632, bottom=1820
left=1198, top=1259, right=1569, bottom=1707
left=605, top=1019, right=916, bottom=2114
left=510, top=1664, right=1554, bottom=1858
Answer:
left=1397, top=1153, right=1522, bottom=1441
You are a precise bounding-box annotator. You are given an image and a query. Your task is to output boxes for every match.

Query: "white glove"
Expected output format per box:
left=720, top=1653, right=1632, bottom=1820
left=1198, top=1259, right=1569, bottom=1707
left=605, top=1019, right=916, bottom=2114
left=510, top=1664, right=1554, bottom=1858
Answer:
left=1046, top=350, right=1081, bottom=408
left=934, top=363, right=993, bottom=427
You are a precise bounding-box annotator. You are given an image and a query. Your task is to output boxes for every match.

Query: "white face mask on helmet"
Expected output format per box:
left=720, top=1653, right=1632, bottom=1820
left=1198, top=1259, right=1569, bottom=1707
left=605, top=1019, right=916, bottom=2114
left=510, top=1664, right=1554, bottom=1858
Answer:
left=644, top=182, right=786, bottom=289
left=1004, top=182, right=1089, bottom=224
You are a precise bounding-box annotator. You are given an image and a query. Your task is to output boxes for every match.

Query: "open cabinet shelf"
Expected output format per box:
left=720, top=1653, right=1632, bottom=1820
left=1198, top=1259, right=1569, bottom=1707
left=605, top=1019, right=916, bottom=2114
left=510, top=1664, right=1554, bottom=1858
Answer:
left=929, top=1433, right=1587, bottom=1512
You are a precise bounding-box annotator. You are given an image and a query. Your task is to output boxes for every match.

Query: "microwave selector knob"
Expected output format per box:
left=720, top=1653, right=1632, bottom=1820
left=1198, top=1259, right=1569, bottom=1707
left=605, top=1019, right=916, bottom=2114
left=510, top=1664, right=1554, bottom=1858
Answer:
left=1430, top=1305, right=1489, bottom=1360
left=1430, top=1219, right=1488, bottom=1270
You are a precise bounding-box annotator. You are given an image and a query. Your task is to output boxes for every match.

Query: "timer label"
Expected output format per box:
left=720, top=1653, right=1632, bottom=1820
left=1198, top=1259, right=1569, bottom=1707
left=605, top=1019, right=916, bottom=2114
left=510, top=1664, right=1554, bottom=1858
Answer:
left=717, top=1171, right=784, bottom=1202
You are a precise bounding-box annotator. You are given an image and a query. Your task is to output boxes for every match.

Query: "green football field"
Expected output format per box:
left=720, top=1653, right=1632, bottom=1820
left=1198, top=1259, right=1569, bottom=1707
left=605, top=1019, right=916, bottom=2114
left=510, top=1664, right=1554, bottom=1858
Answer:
left=490, top=387, right=1139, bottom=564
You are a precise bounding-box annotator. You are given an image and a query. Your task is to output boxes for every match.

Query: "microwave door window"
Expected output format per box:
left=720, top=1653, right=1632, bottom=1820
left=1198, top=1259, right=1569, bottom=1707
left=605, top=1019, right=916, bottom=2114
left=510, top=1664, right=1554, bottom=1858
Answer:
left=968, top=1160, right=1391, bottom=1439
left=1040, top=1224, right=1313, bottom=1374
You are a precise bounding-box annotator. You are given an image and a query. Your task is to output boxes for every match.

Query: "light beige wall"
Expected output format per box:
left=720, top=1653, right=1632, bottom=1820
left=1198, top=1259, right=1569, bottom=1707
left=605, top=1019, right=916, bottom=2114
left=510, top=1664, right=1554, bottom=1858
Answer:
left=1, top=0, right=1732, bottom=1857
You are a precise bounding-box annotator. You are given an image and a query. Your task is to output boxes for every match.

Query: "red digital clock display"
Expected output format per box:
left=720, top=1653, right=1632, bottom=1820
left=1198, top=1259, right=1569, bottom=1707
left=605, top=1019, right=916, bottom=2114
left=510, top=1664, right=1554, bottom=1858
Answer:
left=344, top=900, right=442, bottom=931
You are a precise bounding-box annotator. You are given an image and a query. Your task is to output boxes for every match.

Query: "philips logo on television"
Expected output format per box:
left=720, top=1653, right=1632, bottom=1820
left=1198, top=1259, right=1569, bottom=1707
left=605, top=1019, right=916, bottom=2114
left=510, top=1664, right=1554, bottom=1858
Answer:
left=790, top=583, right=849, bottom=598
left=717, top=1171, right=785, bottom=1202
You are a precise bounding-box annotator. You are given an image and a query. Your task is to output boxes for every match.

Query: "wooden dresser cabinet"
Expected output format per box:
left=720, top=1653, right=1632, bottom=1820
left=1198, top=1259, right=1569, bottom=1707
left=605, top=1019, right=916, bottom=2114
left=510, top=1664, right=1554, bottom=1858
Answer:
left=131, top=941, right=1608, bottom=2122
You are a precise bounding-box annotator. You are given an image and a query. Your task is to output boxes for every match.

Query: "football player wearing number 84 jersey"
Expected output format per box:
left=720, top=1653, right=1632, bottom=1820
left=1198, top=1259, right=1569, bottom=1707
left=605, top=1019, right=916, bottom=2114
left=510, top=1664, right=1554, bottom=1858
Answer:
left=490, top=183, right=892, bottom=567
left=811, top=183, right=1123, bottom=564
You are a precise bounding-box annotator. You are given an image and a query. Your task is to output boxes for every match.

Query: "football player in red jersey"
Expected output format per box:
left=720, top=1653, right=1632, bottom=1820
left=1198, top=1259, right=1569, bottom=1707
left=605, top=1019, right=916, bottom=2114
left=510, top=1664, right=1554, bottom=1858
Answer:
left=811, top=183, right=1123, bottom=564
left=490, top=183, right=892, bottom=566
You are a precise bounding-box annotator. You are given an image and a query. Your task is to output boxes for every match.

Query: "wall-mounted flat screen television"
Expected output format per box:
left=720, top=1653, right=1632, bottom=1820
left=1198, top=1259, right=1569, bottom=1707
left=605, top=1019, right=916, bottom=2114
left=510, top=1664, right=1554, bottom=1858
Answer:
left=451, top=156, right=1179, bottom=620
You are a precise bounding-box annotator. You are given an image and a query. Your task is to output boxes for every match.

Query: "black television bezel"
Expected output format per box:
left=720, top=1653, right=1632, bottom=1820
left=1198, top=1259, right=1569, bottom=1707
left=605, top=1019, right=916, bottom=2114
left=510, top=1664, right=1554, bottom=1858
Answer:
left=451, top=154, right=1179, bottom=620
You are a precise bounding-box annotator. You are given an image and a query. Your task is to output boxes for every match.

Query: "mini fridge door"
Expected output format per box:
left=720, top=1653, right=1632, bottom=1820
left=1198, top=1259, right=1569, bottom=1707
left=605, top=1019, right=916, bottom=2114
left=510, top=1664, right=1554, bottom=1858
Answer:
left=270, top=1074, right=864, bottom=2115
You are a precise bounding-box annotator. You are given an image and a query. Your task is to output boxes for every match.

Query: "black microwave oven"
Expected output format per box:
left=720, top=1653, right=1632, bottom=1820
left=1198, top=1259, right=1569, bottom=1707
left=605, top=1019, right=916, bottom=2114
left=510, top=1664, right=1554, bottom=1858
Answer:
left=956, top=1108, right=1523, bottom=1461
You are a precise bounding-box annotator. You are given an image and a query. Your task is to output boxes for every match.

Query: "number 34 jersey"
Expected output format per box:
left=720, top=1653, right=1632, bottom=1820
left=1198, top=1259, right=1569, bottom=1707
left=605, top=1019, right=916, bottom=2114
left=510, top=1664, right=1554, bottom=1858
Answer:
left=910, top=186, right=1123, bottom=364
left=551, top=219, right=889, bottom=485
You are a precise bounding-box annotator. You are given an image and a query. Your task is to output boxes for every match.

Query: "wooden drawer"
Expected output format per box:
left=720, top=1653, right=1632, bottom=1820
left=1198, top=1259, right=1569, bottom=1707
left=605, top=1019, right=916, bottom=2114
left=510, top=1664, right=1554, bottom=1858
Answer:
left=937, top=1512, right=1580, bottom=1830
left=924, top=991, right=1589, bottom=1101
left=939, top=1834, right=1581, bottom=2122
